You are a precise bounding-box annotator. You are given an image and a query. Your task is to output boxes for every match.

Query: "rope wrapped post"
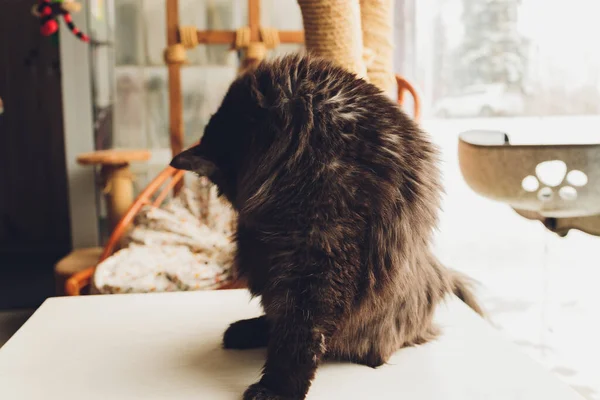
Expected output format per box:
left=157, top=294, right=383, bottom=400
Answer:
left=190, top=1, right=303, bottom=75
left=297, top=0, right=367, bottom=78
left=235, top=26, right=261, bottom=73
left=237, top=0, right=266, bottom=72
left=179, top=26, right=200, bottom=49
left=235, top=26, right=280, bottom=74
left=361, top=0, right=396, bottom=98
left=238, top=44, right=266, bottom=73
left=163, top=43, right=188, bottom=65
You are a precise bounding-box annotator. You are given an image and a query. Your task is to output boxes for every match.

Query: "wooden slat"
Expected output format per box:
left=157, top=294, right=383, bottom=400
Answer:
left=195, top=30, right=304, bottom=45
left=277, top=31, right=304, bottom=43
left=168, top=65, right=183, bottom=161
left=248, top=0, right=260, bottom=41
left=153, top=170, right=186, bottom=207
left=166, top=0, right=183, bottom=158
left=166, top=0, right=179, bottom=46
left=196, top=31, right=237, bottom=44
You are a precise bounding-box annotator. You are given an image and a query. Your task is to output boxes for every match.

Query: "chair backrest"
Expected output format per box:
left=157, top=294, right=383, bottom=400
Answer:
left=100, top=167, right=185, bottom=263
left=396, top=75, right=421, bottom=121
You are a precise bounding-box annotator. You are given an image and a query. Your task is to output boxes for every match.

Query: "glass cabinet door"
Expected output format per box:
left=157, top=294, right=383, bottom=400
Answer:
left=88, top=0, right=306, bottom=157
left=85, top=0, right=303, bottom=237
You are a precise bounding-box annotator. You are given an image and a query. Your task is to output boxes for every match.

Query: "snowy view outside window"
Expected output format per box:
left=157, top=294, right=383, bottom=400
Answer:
left=393, top=3, right=600, bottom=398
left=396, top=0, right=600, bottom=118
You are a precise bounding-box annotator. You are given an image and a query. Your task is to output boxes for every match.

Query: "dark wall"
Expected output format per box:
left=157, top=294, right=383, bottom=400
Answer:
left=0, top=0, right=72, bottom=308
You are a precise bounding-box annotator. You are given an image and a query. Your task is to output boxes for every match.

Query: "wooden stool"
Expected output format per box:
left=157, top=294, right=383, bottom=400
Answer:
left=77, top=149, right=151, bottom=230
left=54, top=247, right=103, bottom=296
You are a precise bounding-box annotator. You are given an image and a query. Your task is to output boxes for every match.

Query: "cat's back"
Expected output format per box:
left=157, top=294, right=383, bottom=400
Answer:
left=249, top=55, right=440, bottom=222
left=254, top=54, right=404, bottom=140
left=238, top=55, right=444, bottom=308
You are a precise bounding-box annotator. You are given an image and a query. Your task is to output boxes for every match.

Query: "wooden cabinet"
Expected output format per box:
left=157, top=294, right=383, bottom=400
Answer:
left=0, top=0, right=71, bottom=308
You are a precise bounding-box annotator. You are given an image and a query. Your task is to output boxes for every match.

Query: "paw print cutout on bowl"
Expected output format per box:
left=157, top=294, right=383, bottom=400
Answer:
left=521, top=160, right=588, bottom=202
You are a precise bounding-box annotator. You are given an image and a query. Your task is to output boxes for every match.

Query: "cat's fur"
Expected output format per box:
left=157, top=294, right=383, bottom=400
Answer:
left=171, top=54, right=483, bottom=400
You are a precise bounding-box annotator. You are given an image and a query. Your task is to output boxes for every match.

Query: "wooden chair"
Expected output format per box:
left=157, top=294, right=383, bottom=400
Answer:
left=396, top=75, right=421, bottom=121
left=65, top=166, right=246, bottom=295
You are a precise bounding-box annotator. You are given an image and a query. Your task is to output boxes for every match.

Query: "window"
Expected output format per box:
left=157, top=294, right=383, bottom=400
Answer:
left=396, top=0, right=600, bottom=118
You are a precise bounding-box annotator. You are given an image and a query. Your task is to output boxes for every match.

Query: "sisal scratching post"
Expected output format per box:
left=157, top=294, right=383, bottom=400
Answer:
left=360, top=0, right=396, bottom=97
left=297, top=0, right=367, bottom=78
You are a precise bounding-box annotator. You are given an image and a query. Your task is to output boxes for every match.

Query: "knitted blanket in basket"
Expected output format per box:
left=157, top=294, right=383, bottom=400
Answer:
left=93, top=178, right=236, bottom=294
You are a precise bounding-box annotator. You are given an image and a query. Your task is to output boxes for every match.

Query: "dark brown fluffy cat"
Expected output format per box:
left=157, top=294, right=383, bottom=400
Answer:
left=171, top=54, right=483, bottom=400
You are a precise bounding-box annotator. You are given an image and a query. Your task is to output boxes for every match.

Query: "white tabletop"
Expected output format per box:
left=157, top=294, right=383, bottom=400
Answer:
left=0, top=290, right=583, bottom=400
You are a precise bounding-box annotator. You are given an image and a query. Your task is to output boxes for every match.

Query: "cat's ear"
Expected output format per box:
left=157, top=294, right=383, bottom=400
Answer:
left=170, top=146, right=217, bottom=176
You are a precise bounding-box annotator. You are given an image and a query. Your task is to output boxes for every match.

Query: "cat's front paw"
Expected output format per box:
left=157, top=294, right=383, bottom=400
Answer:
left=243, top=383, right=295, bottom=400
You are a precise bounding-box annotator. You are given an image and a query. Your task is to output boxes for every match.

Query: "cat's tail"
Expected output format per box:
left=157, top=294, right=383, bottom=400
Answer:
left=449, top=270, right=485, bottom=317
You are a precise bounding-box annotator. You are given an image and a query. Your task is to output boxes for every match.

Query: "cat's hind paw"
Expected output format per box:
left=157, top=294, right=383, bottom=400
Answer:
left=223, top=316, right=269, bottom=350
